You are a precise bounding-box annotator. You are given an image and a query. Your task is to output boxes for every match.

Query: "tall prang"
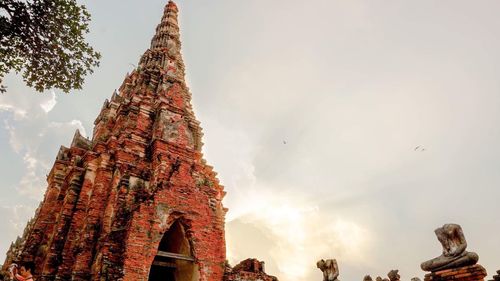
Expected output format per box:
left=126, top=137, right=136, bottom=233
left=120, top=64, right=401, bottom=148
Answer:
left=3, top=1, right=228, bottom=280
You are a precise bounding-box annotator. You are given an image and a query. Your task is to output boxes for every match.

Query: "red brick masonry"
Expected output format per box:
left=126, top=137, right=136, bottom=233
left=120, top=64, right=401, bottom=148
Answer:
left=2, top=1, right=277, bottom=281
left=424, top=265, right=488, bottom=281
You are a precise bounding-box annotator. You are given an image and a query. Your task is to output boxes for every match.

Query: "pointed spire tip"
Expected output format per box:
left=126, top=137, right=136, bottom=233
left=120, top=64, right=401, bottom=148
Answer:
left=167, top=0, right=178, bottom=12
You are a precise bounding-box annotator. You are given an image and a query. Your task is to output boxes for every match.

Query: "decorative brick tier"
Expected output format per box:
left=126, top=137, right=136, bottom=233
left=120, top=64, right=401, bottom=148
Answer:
left=424, top=265, right=488, bottom=281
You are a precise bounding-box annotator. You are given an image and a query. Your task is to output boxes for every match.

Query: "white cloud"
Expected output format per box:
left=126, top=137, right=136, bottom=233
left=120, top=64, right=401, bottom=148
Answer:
left=17, top=152, right=48, bottom=199
left=39, top=91, right=57, bottom=113
left=49, top=119, right=87, bottom=137
left=226, top=186, right=372, bottom=281
left=0, top=103, right=27, bottom=120
left=3, top=2, right=500, bottom=280
left=3, top=120, right=22, bottom=153
left=0, top=204, right=36, bottom=258
left=1, top=91, right=86, bottom=200
left=202, top=121, right=372, bottom=281
left=2, top=205, right=36, bottom=233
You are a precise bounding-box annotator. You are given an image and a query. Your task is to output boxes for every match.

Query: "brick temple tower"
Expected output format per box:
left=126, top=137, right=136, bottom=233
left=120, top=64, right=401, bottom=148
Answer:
left=3, top=1, right=230, bottom=281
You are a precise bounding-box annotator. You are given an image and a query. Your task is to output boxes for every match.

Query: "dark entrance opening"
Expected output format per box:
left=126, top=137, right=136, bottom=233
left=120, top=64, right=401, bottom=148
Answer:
left=148, top=221, right=198, bottom=281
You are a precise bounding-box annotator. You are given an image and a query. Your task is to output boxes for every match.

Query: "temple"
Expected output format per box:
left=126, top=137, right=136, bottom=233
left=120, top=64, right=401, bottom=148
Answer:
left=1, top=1, right=277, bottom=281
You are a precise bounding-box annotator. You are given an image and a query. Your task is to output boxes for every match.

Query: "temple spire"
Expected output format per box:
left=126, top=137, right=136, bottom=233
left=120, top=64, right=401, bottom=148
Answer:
left=138, top=0, right=185, bottom=84
left=150, top=1, right=180, bottom=50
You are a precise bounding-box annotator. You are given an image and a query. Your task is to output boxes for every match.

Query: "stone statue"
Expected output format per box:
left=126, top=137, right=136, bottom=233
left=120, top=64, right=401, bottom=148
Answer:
left=317, top=259, right=340, bottom=281
left=363, top=275, right=373, bottom=281
left=421, top=224, right=479, bottom=272
left=388, top=270, right=400, bottom=281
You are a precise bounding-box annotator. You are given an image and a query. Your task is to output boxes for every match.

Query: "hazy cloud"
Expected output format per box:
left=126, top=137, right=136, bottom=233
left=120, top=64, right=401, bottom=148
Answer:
left=2, top=1, right=500, bottom=281
left=227, top=191, right=372, bottom=281
left=0, top=86, right=86, bottom=200
left=40, top=91, right=57, bottom=113
left=0, top=204, right=36, bottom=257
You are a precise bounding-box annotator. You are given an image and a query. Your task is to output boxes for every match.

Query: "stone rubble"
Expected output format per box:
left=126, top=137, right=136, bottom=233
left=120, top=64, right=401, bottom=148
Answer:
left=487, top=270, right=500, bottom=281
left=224, top=259, right=278, bottom=281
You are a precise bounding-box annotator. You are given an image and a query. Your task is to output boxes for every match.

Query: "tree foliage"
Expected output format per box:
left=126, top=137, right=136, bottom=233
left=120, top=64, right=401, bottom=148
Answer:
left=0, top=0, right=101, bottom=93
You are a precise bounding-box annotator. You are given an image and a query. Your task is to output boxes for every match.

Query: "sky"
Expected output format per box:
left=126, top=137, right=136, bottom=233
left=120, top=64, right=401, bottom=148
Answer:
left=1, top=1, right=500, bottom=281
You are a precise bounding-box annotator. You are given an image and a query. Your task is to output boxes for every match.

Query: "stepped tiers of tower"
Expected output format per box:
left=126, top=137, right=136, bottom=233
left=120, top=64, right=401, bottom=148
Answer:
left=1, top=1, right=277, bottom=281
left=424, top=265, right=488, bottom=281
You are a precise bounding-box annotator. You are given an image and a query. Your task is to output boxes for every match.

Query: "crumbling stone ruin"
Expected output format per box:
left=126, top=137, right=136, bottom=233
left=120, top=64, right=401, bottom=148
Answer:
left=1, top=1, right=277, bottom=281
left=388, top=270, right=400, bottom=281
left=421, top=224, right=479, bottom=272
left=355, top=224, right=490, bottom=281
left=423, top=266, right=488, bottom=281
left=317, top=259, right=340, bottom=281
left=364, top=275, right=374, bottom=281
left=224, top=259, right=278, bottom=281
left=422, top=224, right=487, bottom=281
left=488, top=270, right=500, bottom=281
left=363, top=272, right=401, bottom=281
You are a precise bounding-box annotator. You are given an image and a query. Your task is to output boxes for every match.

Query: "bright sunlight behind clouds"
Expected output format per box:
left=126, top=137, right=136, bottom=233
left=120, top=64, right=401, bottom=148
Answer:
left=2, top=1, right=500, bottom=281
left=226, top=187, right=371, bottom=281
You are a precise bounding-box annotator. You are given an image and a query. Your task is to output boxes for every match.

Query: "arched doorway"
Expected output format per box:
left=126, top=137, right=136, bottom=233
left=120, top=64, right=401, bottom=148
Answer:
left=148, top=220, right=199, bottom=281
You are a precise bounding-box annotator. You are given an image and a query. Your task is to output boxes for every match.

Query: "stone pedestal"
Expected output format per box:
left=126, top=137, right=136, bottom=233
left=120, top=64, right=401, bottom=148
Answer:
left=424, top=265, right=487, bottom=281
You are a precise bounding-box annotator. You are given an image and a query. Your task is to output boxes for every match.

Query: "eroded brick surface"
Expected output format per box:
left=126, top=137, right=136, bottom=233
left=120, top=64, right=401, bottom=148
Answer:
left=424, top=265, right=488, bottom=281
left=2, top=1, right=230, bottom=281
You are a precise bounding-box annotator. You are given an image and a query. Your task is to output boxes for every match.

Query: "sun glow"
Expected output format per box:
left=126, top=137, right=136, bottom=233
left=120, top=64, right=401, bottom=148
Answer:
left=226, top=188, right=371, bottom=281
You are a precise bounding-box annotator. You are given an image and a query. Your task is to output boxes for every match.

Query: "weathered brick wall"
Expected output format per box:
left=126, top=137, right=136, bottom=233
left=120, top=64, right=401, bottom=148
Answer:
left=2, top=1, right=227, bottom=281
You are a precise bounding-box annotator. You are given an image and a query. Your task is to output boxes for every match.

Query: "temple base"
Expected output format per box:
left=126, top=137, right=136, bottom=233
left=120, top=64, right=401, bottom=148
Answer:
left=424, top=265, right=487, bottom=281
